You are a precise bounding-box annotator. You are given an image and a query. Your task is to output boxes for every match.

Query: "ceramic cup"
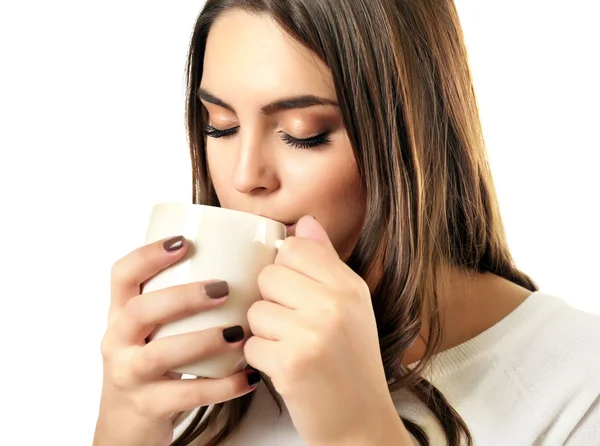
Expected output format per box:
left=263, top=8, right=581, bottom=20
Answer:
left=142, top=203, right=286, bottom=378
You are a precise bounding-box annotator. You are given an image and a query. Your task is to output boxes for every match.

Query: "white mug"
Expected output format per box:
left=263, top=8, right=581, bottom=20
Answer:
left=142, top=203, right=286, bottom=378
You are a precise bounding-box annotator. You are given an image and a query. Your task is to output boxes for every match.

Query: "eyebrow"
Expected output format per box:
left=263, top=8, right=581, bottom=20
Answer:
left=197, top=87, right=339, bottom=115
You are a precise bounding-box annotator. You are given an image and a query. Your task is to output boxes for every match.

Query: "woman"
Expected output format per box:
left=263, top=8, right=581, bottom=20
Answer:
left=93, top=1, right=600, bottom=445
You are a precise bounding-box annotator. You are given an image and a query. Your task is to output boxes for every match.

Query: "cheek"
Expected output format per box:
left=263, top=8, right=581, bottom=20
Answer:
left=329, top=172, right=366, bottom=257
left=298, top=154, right=365, bottom=256
left=206, top=147, right=233, bottom=202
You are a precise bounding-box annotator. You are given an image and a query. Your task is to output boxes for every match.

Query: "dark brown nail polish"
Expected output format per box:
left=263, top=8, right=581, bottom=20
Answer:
left=223, top=325, right=244, bottom=343
left=163, top=236, right=185, bottom=252
left=247, top=371, right=261, bottom=387
left=204, top=281, right=229, bottom=299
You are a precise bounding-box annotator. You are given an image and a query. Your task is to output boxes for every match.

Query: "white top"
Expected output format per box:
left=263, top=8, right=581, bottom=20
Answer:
left=174, top=291, right=600, bottom=445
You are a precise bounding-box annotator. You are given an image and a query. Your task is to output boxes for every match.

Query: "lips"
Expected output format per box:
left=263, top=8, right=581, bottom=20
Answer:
left=285, top=222, right=296, bottom=236
left=255, top=213, right=296, bottom=235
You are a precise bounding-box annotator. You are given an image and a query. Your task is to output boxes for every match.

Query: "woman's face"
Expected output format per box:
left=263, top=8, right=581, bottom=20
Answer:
left=200, top=10, right=365, bottom=260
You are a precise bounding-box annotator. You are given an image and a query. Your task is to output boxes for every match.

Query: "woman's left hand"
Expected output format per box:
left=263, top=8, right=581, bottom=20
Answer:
left=244, top=216, right=409, bottom=446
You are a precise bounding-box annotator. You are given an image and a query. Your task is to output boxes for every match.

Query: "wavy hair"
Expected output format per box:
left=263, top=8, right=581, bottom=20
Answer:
left=173, top=1, right=537, bottom=444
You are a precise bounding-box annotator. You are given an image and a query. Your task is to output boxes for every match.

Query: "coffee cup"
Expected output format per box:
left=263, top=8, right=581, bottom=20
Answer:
left=142, top=203, right=286, bottom=378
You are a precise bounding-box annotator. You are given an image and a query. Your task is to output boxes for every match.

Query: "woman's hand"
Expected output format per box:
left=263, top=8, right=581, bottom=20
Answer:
left=94, top=236, right=260, bottom=446
left=244, top=216, right=409, bottom=445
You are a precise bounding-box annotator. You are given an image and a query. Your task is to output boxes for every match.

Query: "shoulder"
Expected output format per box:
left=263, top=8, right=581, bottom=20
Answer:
left=502, top=291, right=600, bottom=442
left=504, top=291, right=600, bottom=377
left=399, top=291, right=600, bottom=444
left=433, top=290, right=600, bottom=381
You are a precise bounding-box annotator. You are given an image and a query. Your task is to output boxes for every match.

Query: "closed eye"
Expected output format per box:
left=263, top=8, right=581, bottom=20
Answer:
left=204, top=125, right=332, bottom=150
left=277, top=130, right=332, bottom=149
left=204, top=124, right=239, bottom=139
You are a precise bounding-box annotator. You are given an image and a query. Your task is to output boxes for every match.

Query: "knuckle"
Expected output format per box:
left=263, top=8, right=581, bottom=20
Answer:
left=108, top=353, right=136, bottom=390
left=284, top=236, right=301, bottom=252
left=258, top=264, right=275, bottom=286
left=100, top=335, right=114, bottom=361
left=100, top=336, right=137, bottom=389
left=299, top=334, right=323, bottom=368
left=277, top=236, right=298, bottom=261
left=167, top=284, right=188, bottom=310
left=304, top=330, right=323, bottom=354
left=272, top=376, right=291, bottom=397
left=258, top=265, right=279, bottom=298
left=257, top=270, right=267, bottom=293
left=111, top=366, right=134, bottom=390
left=130, top=391, right=154, bottom=418
left=278, top=351, right=302, bottom=385
left=171, top=282, right=204, bottom=313
left=141, top=249, right=164, bottom=273
left=122, top=297, right=145, bottom=325
left=224, top=376, right=242, bottom=397
left=320, top=298, right=344, bottom=323
left=110, top=258, right=129, bottom=285
left=354, top=276, right=371, bottom=299
left=246, top=304, right=258, bottom=327
left=281, top=347, right=301, bottom=373
left=137, top=346, right=163, bottom=376
left=185, top=382, right=212, bottom=408
left=246, top=300, right=265, bottom=323
left=243, top=336, right=257, bottom=363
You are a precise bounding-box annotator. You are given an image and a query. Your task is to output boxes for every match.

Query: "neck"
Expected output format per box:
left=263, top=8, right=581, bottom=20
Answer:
left=401, top=267, right=533, bottom=365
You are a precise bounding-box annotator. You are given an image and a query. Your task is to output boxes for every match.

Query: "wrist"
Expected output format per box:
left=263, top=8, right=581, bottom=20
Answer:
left=326, top=404, right=411, bottom=446
left=93, top=413, right=161, bottom=446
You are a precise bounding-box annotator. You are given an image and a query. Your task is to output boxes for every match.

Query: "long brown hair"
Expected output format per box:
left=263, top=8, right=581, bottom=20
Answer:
left=174, top=1, right=537, bottom=445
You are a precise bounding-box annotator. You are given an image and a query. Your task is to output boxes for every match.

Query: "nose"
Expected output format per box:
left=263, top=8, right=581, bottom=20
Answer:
left=232, top=131, right=280, bottom=195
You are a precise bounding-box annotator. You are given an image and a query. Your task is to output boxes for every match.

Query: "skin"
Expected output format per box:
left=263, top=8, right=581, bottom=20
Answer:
left=201, top=12, right=408, bottom=443
left=201, top=10, right=532, bottom=366
left=94, top=9, right=532, bottom=446
left=200, top=10, right=532, bottom=444
left=200, top=10, right=365, bottom=262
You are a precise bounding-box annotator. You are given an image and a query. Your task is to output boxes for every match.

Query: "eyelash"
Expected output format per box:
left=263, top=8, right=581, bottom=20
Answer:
left=203, top=124, right=331, bottom=150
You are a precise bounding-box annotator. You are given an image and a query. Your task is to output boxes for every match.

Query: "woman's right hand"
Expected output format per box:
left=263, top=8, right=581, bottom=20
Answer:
left=93, top=236, right=260, bottom=446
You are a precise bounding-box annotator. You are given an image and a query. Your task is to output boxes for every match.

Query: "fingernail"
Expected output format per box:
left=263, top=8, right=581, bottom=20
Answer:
left=223, top=325, right=244, bottom=343
left=163, top=236, right=185, bottom=252
left=247, top=370, right=262, bottom=387
left=204, top=281, right=229, bottom=299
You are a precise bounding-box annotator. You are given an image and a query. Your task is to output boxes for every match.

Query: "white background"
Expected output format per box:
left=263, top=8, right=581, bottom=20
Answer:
left=0, top=1, right=598, bottom=444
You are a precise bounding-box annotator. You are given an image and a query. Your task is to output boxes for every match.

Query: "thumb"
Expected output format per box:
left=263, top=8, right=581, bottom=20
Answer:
left=294, top=215, right=337, bottom=253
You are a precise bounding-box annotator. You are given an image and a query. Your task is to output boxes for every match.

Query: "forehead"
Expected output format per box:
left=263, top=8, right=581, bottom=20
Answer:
left=202, top=10, right=335, bottom=101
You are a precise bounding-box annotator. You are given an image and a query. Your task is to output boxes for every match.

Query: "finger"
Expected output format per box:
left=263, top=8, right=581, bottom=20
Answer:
left=112, top=280, right=229, bottom=345
left=143, top=369, right=261, bottom=418
left=132, top=324, right=247, bottom=380
left=258, top=264, right=321, bottom=310
left=275, top=236, right=343, bottom=285
left=247, top=300, right=296, bottom=341
left=109, top=236, right=189, bottom=322
left=294, top=215, right=337, bottom=253
left=243, top=335, right=279, bottom=379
